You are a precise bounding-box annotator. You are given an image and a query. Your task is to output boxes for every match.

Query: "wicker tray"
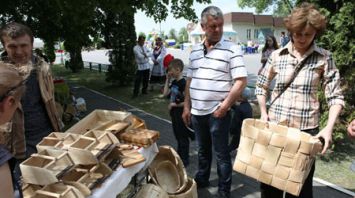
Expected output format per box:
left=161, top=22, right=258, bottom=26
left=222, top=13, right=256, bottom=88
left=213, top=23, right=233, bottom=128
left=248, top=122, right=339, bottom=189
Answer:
left=233, top=119, right=322, bottom=196
left=66, top=110, right=132, bottom=134
left=119, top=129, right=159, bottom=147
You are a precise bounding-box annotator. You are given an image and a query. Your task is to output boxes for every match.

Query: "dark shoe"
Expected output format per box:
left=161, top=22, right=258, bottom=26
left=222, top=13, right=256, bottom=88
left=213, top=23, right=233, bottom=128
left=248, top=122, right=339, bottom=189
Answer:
left=131, top=94, right=138, bottom=99
left=189, top=131, right=195, bottom=141
left=216, top=191, right=230, bottom=198
left=195, top=179, right=210, bottom=189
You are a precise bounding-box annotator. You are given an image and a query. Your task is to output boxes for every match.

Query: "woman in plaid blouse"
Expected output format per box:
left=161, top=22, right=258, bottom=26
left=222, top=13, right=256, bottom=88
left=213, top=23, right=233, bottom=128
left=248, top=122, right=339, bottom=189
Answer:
left=255, top=3, right=344, bottom=198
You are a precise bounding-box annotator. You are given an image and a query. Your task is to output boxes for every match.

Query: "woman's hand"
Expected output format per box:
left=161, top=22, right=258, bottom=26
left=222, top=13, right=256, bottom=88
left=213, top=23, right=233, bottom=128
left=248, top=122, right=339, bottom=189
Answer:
left=260, top=111, right=269, bottom=122
left=347, top=119, right=355, bottom=139
left=315, top=125, right=333, bottom=154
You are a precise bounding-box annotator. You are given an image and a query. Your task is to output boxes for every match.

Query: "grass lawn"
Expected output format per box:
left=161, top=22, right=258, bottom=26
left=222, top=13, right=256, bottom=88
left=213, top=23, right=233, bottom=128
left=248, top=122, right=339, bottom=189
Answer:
left=52, top=64, right=355, bottom=193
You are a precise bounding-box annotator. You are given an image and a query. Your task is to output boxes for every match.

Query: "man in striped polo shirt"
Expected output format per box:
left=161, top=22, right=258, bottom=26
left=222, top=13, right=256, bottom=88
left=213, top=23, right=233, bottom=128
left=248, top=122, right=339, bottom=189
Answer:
left=182, top=6, right=247, bottom=198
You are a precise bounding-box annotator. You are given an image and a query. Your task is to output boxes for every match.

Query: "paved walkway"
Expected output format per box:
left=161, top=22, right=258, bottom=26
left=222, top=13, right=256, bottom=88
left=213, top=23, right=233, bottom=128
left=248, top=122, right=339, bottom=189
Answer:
left=72, top=86, right=352, bottom=198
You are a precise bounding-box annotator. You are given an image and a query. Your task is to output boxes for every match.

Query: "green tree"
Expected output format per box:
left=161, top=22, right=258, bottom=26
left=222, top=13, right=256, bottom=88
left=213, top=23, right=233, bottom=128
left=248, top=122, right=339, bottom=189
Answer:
left=178, top=27, right=188, bottom=43
left=237, top=0, right=295, bottom=15
left=60, top=0, right=97, bottom=72
left=138, top=32, right=146, bottom=38
left=168, top=28, right=177, bottom=40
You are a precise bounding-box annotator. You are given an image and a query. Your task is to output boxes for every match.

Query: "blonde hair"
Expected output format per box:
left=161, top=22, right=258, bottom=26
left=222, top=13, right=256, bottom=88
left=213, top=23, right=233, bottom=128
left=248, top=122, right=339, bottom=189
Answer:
left=284, top=3, right=326, bottom=36
left=0, top=62, right=26, bottom=102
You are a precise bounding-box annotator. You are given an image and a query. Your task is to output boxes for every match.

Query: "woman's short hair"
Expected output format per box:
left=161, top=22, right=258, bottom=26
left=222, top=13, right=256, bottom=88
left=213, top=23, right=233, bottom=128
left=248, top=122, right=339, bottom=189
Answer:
left=284, top=3, right=326, bottom=36
left=0, top=63, right=26, bottom=102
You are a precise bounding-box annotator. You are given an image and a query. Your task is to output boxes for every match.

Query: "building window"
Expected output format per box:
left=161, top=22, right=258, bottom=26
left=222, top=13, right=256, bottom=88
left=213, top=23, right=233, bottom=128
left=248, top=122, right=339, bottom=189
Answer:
left=247, top=29, right=251, bottom=40
left=254, top=29, right=259, bottom=39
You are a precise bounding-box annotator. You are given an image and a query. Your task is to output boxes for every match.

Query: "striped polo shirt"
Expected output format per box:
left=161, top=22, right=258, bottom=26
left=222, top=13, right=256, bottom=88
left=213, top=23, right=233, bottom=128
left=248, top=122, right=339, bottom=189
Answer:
left=187, top=39, right=247, bottom=115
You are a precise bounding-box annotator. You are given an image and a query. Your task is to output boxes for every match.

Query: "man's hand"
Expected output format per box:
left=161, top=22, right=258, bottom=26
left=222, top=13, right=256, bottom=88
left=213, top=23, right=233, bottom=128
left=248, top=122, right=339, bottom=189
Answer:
left=347, top=119, right=355, bottom=139
left=182, top=107, right=191, bottom=127
left=315, top=125, right=333, bottom=154
left=213, top=105, right=228, bottom=118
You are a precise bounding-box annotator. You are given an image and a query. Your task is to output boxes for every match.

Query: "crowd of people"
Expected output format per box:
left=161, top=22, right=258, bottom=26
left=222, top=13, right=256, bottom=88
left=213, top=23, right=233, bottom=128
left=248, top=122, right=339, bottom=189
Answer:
left=0, top=2, right=352, bottom=198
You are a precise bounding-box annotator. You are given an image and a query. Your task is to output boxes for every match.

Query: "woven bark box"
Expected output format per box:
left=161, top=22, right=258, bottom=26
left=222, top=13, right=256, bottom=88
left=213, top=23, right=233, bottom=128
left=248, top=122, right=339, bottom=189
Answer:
left=82, top=130, right=119, bottom=157
left=23, top=183, right=42, bottom=198
left=37, top=133, right=80, bottom=152
left=66, top=109, right=132, bottom=134
left=33, top=183, right=84, bottom=198
left=134, top=184, right=169, bottom=198
left=118, top=129, right=159, bottom=147
left=91, top=120, right=130, bottom=136
left=61, top=163, right=112, bottom=190
left=67, top=131, right=119, bottom=165
left=20, top=150, right=75, bottom=185
left=148, top=146, right=188, bottom=195
left=103, top=144, right=145, bottom=168
left=233, top=119, right=323, bottom=196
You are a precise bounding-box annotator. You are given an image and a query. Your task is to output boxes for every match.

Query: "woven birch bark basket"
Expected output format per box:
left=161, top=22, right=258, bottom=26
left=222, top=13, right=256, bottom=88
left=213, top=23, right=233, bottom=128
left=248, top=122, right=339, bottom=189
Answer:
left=233, top=119, right=323, bottom=196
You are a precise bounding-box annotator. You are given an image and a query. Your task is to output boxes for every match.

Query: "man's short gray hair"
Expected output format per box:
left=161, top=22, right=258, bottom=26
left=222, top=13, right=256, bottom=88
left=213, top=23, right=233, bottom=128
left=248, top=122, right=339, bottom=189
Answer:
left=201, top=6, right=223, bottom=25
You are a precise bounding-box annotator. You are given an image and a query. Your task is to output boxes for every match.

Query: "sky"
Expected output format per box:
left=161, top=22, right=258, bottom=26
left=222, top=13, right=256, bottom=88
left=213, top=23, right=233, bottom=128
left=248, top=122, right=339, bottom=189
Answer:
left=134, top=0, right=271, bottom=35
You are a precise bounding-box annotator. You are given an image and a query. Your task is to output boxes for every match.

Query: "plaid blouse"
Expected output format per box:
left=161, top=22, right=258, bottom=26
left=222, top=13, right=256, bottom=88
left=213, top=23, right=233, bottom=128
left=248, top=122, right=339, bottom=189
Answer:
left=255, top=42, right=344, bottom=130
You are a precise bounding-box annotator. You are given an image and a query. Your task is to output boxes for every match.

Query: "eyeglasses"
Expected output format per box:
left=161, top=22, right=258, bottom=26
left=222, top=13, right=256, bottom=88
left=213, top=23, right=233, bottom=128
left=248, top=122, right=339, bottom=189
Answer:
left=292, top=32, right=315, bottom=39
left=0, top=79, right=26, bottom=102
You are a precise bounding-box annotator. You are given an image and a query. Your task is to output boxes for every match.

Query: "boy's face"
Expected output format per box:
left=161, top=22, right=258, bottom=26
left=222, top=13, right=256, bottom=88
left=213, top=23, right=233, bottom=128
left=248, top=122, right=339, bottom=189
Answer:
left=168, top=67, right=181, bottom=78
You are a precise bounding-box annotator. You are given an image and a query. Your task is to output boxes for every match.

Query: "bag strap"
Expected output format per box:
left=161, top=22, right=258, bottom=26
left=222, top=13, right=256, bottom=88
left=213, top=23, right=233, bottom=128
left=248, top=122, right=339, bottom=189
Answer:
left=269, top=54, right=312, bottom=107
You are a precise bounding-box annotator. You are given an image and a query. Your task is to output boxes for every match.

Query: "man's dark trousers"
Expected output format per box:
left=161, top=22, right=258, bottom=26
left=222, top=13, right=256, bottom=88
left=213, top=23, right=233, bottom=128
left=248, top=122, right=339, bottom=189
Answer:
left=133, top=69, right=150, bottom=96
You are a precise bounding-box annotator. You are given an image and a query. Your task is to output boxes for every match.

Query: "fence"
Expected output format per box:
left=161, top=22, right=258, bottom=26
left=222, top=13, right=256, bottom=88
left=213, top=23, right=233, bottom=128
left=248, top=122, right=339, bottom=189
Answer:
left=83, top=61, right=111, bottom=73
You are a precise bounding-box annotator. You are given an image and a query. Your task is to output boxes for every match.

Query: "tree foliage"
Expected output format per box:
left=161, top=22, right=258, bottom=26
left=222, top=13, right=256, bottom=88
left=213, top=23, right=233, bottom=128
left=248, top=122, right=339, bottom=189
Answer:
left=310, top=0, right=355, bottom=141
left=237, top=0, right=295, bottom=16
left=168, top=28, right=177, bottom=40
left=178, top=27, right=188, bottom=43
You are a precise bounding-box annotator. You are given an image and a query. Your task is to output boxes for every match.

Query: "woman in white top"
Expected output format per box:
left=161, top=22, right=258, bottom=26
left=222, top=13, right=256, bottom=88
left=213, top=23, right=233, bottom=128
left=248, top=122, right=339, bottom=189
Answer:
left=150, top=37, right=167, bottom=90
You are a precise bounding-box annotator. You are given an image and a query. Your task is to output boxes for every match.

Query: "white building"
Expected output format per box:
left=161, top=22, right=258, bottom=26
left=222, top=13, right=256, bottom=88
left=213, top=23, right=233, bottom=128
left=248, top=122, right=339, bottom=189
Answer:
left=189, top=12, right=287, bottom=45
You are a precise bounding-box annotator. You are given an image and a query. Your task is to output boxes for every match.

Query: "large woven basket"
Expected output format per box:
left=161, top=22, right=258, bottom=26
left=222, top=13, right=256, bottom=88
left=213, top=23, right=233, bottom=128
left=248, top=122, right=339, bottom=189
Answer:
left=233, top=119, right=322, bottom=196
left=134, top=184, right=169, bottom=198
left=148, top=146, right=188, bottom=195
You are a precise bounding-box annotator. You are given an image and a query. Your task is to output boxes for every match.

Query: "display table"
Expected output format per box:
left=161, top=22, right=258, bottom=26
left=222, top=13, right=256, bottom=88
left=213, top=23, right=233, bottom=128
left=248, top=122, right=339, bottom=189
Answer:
left=89, top=143, right=158, bottom=198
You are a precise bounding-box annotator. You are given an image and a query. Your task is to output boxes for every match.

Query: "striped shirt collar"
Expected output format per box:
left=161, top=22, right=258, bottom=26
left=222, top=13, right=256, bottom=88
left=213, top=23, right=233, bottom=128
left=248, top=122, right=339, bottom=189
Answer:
left=198, top=37, right=229, bottom=49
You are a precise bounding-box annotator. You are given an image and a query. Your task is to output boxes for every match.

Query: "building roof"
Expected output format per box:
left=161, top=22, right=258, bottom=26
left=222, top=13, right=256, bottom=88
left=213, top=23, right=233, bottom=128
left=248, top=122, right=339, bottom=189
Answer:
left=273, top=17, right=285, bottom=27
left=224, top=12, right=254, bottom=23
left=254, top=15, right=273, bottom=26
left=223, top=12, right=285, bottom=27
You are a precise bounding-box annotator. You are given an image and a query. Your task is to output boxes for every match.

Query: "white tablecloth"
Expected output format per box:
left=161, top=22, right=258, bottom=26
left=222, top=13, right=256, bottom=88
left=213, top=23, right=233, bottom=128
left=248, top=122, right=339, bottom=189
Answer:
left=89, top=143, right=159, bottom=198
